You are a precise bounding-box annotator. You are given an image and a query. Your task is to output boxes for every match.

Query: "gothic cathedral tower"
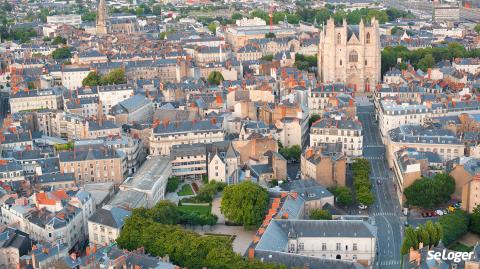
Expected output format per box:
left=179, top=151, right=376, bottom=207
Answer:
left=96, top=0, right=108, bottom=35
left=317, top=17, right=381, bottom=93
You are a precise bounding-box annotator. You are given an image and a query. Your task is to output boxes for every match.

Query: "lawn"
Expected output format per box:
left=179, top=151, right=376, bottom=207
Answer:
left=449, top=242, right=474, bottom=252
left=177, top=184, right=194, bottom=196
left=178, top=204, right=211, bottom=215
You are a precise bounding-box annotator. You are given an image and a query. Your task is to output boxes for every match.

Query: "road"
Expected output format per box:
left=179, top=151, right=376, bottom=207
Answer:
left=358, top=104, right=403, bottom=269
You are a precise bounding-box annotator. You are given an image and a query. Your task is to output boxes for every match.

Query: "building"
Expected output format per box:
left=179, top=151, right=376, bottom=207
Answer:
left=171, top=143, right=207, bottom=180
left=0, top=161, right=25, bottom=182
left=251, top=219, right=377, bottom=268
left=9, top=88, right=64, bottom=114
left=108, top=94, right=153, bottom=125
left=402, top=243, right=480, bottom=269
left=59, top=148, right=126, bottom=186
left=281, top=179, right=335, bottom=215
left=448, top=157, right=480, bottom=213
left=392, top=148, right=443, bottom=205
left=96, top=84, right=135, bottom=114
left=207, top=141, right=240, bottom=184
left=150, top=119, right=224, bottom=156
left=0, top=227, right=32, bottom=269
left=112, top=156, right=171, bottom=209
left=317, top=18, right=381, bottom=92
left=87, top=205, right=130, bottom=246
left=310, top=118, right=363, bottom=162
left=301, top=143, right=346, bottom=187
left=433, top=3, right=460, bottom=22
left=61, top=65, right=91, bottom=90
left=46, top=14, right=82, bottom=26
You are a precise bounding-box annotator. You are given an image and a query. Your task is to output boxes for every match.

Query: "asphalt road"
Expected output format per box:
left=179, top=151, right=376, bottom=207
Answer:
left=358, top=104, right=403, bottom=269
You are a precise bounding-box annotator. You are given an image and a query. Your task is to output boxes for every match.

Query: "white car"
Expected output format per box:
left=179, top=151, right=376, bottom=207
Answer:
left=358, top=204, right=367, bottom=210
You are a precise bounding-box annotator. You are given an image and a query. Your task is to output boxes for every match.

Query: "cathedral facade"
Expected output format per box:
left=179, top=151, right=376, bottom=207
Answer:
left=317, top=18, right=381, bottom=92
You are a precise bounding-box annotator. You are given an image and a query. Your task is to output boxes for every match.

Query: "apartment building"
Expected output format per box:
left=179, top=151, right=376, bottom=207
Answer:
left=59, top=148, right=126, bottom=186
left=88, top=205, right=130, bottom=246
left=150, top=119, right=224, bottom=156
left=0, top=228, right=32, bottom=269
left=170, top=143, right=207, bottom=180
left=307, top=84, right=354, bottom=116
left=46, top=14, right=82, bottom=26
left=301, top=143, right=346, bottom=187
left=9, top=88, right=64, bottom=114
left=61, top=65, right=91, bottom=90
left=448, top=157, right=480, bottom=213
left=386, top=125, right=464, bottom=167
left=378, top=100, right=431, bottom=138
left=310, top=118, right=363, bottom=162
left=0, top=162, right=25, bottom=182
left=93, top=84, right=134, bottom=114
left=109, top=94, right=153, bottom=125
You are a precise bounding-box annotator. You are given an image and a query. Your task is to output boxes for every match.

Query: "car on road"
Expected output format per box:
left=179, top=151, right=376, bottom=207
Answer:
left=358, top=204, right=367, bottom=210
left=404, top=220, right=409, bottom=227
left=377, top=179, right=381, bottom=185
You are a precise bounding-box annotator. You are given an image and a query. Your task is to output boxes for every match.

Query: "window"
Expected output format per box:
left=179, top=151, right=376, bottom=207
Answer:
left=337, top=33, right=341, bottom=44
left=336, top=243, right=341, bottom=251
left=322, top=243, right=327, bottom=251
left=299, top=242, right=304, bottom=251
left=353, top=243, right=357, bottom=251
left=366, top=32, right=371, bottom=44
left=339, top=60, right=342, bottom=66
left=349, top=50, right=358, bottom=62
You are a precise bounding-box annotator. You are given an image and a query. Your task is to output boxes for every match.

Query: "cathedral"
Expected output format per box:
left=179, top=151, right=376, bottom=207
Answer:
left=317, top=17, right=381, bottom=92
left=95, top=0, right=139, bottom=35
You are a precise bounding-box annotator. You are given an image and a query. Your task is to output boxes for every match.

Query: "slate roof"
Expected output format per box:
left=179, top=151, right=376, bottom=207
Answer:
left=110, top=94, right=151, bottom=114
left=88, top=206, right=131, bottom=229
left=153, top=120, right=222, bottom=135
left=311, top=118, right=362, bottom=130
left=59, top=148, right=121, bottom=162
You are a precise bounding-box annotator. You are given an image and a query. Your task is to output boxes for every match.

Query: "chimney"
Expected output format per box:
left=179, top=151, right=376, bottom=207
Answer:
left=210, top=118, right=217, bottom=125
left=305, top=147, right=314, bottom=159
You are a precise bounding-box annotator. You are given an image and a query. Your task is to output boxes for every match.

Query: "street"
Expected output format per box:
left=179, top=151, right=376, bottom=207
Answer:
left=358, top=104, right=403, bottom=269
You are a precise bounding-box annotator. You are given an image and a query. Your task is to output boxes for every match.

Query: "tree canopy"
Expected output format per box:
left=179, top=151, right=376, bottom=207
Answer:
left=400, top=221, right=442, bottom=255
left=474, top=24, right=480, bottom=34
left=52, top=47, right=72, bottom=60
left=471, top=205, right=480, bottom=235
left=82, top=69, right=126, bottom=87
left=309, top=209, right=332, bottom=220
left=221, top=181, right=269, bottom=227
left=404, top=173, right=455, bottom=208
left=279, top=145, right=301, bottom=162
left=207, top=71, right=224, bottom=85
left=438, top=210, right=470, bottom=246
left=328, top=186, right=354, bottom=206
left=352, top=158, right=374, bottom=206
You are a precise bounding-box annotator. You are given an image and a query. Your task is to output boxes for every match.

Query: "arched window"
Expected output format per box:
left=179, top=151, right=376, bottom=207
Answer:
left=366, top=32, right=371, bottom=44
left=337, top=33, right=341, bottom=44
left=349, top=50, right=358, bottom=62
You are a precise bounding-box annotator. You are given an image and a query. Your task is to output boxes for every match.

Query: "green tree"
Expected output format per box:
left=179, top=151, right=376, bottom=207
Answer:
left=309, top=209, right=332, bottom=220
left=417, top=54, right=435, bottom=71
left=425, top=220, right=442, bottom=247
left=166, top=176, right=180, bottom=193
left=221, top=181, right=269, bottom=227
left=81, top=12, right=96, bottom=22
left=328, top=186, right=354, bottom=206
left=207, top=22, right=217, bottom=35
left=102, top=68, right=126, bottom=85
left=470, top=205, right=480, bottom=235
left=260, top=54, right=274, bottom=61
left=416, top=225, right=431, bottom=247
left=439, top=210, right=470, bottom=246
left=82, top=71, right=102, bottom=87
left=401, top=226, right=419, bottom=255
left=231, top=13, right=243, bottom=21
left=52, top=36, right=67, bottom=45
left=52, top=47, right=72, bottom=60
left=356, top=186, right=375, bottom=205
left=308, top=114, right=321, bottom=127
left=475, top=24, right=480, bottom=34
left=404, top=173, right=455, bottom=208
left=207, top=71, right=224, bottom=85
left=148, top=201, right=180, bottom=224
left=265, top=32, right=276, bottom=38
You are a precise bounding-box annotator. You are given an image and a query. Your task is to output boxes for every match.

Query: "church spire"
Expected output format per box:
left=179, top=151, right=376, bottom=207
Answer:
left=96, top=0, right=108, bottom=35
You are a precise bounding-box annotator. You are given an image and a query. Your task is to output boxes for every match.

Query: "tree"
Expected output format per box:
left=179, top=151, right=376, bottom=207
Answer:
left=148, top=201, right=180, bottom=224
left=82, top=71, right=102, bottom=86
left=166, top=177, right=180, bottom=193
left=279, top=145, right=301, bottom=161
left=401, top=226, right=419, bottom=255
left=265, top=32, right=276, bottom=38
left=52, top=36, right=67, bottom=45
left=328, top=186, right=354, bottom=206
left=207, top=22, right=217, bottom=35
left=404, top=174, right=455, bottom=208
left=475, top=24, right=480, bottom=34
left=439, top=210, right=470, bottom=246
left=231, top=13, right=243, bottom=21
left=470, top=205, right=480, bottom=235
left=308, top=114, right=321, bottom=127
left=356, top=186, right=375, bottom=205
left=207, top=71, right=224, bottom=85
left=102, top=68, right=126, bottom=85
left=425, top=220, right=442, bottom=247
left=309, top=209, right=332, bottom=220
left=81, top=12, right=96, bottom=22
left=52, top=47, right=72, bottom=60
left=417, top=54, right=435, bottom=71
left=401, top=221, right=442, bottom=255
left=221, top=181, right=269, bottom=227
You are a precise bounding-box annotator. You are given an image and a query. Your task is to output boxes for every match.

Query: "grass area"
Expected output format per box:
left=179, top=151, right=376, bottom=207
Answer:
left=178, top=204, right=211, bottom=215
left=177, top=184, right=194, bottom=196
left=449, top=242, right=474, bottom=252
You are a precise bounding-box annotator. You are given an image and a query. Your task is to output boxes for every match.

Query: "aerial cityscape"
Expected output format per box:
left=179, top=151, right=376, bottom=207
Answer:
left=0, top=0, right=479, bottom=268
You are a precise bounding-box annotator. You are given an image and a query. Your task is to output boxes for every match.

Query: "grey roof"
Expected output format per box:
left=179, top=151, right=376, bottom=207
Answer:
left=37, top=173, right=75, bottom=184
left=88, top=206, right=131, bottom=228
left=254, top=250, right=365, bottom=269
left=311, top=118, right=362, bottom=130
left=153, top=120, right=222, bottom=135
left=111, top=94, right=151, bottom=114
left=0, top=162, right=23, bottom=173
left=389, top=125, right=462, bottom=145
left=87, top=120, right=119, bottom=131
left=171, top=143, right=206, bottom=159
left=59, top=148, right=121, bottom=162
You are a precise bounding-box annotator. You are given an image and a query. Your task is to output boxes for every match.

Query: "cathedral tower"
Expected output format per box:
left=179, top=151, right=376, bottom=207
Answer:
left=96, top=0, right=108, bottom=35
left=317, top=17, right=381, bottom=92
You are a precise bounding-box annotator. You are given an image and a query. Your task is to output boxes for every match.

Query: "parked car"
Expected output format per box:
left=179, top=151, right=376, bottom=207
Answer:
left=358, top=204, right=367, bottom=210
left=436, top=209, right=444, bottom=216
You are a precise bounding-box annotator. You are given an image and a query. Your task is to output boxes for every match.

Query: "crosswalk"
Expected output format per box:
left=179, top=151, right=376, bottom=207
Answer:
left=364, top=156, right=384, bottom=160
left=372, top=212, right=397, bottom=217
left=377, top=260, right=401, bottom=266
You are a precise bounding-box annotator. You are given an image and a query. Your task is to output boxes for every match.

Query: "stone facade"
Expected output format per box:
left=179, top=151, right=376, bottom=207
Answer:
left=317, top=18, right=381, bottom=92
